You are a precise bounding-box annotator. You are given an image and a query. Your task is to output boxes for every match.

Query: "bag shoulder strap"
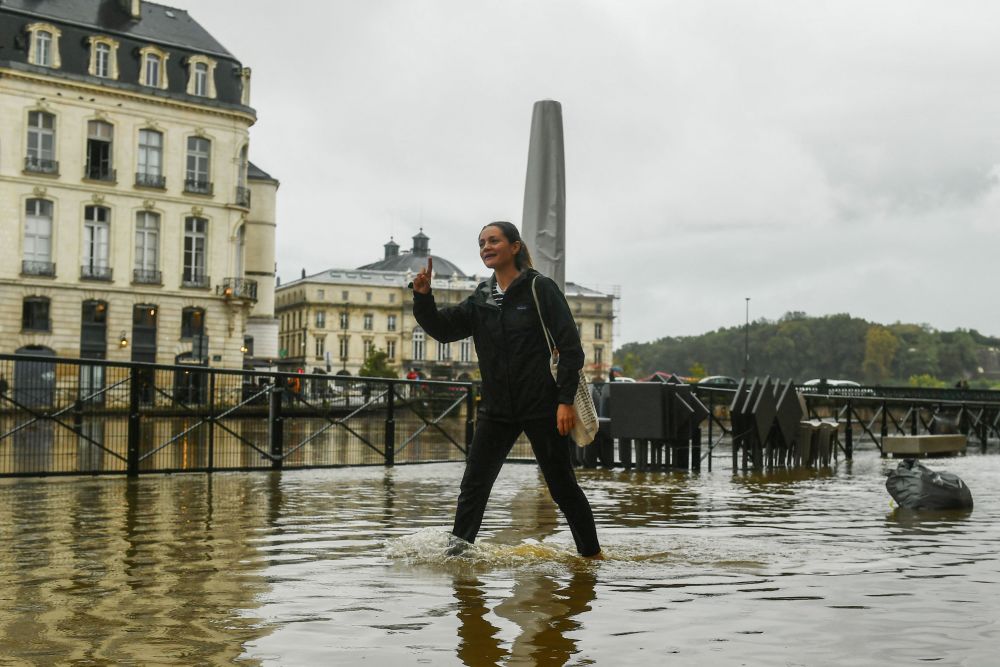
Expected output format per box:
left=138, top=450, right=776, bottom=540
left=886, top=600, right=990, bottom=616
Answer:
left=530, top=276, right=557, bottom=355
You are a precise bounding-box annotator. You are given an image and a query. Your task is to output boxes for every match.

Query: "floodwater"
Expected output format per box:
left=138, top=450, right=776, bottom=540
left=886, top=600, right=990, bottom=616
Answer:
left=1, top=450, right=998, bottom=666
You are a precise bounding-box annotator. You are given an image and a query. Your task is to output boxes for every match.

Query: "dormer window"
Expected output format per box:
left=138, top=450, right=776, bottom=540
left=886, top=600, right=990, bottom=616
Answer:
left=26, top=23, right=62, bottom=68
left=87, top=37, right=120, bottom=79
left=186, top=55, right=217, bottom=98
left=139, top=46, right=169, bottom=89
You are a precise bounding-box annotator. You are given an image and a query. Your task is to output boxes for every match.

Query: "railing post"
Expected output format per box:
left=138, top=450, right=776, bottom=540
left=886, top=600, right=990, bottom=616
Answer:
left=910, top=405, right=919, bottom=435
left=844, top=399, right=853, bottom=460
left=384, top=381, right=395, bottom=467
left=207, top=372, right=216, bottom=472
left=127, top=365, right=141, bottom=476
left=269, top=382, right=283, bottom=470
left=706, top=391, right=713, bottom=451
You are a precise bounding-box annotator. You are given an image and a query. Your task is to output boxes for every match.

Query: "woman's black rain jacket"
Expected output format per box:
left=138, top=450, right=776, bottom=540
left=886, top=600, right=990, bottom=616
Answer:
left=412, top=268, right=584, bottom=422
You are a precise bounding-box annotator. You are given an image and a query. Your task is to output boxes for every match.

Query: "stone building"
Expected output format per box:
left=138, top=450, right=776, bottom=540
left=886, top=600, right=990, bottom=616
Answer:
left=0, top=0, right=278, bottom=370
left=275, top=231, right=616, bottom=380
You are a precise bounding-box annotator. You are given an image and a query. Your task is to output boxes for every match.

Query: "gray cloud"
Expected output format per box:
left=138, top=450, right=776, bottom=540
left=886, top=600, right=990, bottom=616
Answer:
left=169, top=0, right=1000, bottom=343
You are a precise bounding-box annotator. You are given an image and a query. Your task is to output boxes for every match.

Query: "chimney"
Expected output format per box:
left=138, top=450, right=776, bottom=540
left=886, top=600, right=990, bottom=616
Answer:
left=384, top=236, right=400, bottom=259
left=120, top=0, right=142, bottom=19
left=412, top=229, right=429, bottom=258
left=301, top=268, right=306, bottom=279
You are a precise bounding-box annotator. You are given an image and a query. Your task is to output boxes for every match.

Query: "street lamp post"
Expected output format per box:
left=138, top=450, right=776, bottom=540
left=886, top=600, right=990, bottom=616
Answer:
left=743, top=297, right=750, bottom=379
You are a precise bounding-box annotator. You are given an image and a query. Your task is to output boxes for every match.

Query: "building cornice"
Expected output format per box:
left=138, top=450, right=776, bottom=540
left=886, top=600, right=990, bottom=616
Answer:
left=0, top=63, right=257, bottom=124
left=0, top=174, right=248, bottom=212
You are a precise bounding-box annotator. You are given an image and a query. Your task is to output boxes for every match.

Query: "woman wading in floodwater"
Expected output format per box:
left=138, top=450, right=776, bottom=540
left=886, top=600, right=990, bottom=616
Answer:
left=411, top=221, right=601, bottom=558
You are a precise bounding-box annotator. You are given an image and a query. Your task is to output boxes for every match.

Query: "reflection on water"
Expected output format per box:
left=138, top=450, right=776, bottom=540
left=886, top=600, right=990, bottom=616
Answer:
left=2, top=452, right=1000, bottom=665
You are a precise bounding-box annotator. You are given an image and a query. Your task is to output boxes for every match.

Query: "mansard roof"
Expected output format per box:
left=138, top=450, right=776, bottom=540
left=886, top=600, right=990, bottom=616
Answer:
left=1, top=0, right=232, bottom=57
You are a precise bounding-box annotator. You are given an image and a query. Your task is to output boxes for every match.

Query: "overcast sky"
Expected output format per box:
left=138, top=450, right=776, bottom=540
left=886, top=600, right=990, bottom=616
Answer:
left=170, top=0, right=1000, bottom=346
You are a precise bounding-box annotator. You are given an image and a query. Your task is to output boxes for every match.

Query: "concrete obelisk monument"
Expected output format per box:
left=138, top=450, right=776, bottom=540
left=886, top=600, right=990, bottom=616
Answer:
left=521, top=100, right=566, bottom=291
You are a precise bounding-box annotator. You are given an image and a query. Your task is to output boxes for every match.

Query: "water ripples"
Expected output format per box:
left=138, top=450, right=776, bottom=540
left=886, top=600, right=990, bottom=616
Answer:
left=1, top=453, right=999, bottom=664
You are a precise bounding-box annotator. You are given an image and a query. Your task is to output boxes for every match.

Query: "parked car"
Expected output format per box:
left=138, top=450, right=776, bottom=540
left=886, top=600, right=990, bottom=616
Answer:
left=611, top=376, right=636, bottom=383
left=698, top=375, right=740, bottom=389
left=802, top=379, right=861, bottom=388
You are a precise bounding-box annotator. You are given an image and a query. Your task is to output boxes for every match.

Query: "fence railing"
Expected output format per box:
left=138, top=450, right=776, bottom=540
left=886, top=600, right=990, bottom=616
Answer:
left=0, top=354, right=476, bottom=477
left=694, top=382, right=1000, bottom=461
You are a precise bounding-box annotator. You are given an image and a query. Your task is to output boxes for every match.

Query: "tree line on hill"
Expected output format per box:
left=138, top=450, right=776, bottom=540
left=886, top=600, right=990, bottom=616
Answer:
left=615, top=312, right=1000, bottom=388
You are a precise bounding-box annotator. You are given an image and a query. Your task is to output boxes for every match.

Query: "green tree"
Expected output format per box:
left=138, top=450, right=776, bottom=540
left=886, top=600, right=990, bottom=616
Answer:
left=359, top=348, right=398, bottom=379
left=908, top=374, right=946, bottom=388
left=862, top=326, right=899, bottom=384
left=617, top=351, right=641, bottom=378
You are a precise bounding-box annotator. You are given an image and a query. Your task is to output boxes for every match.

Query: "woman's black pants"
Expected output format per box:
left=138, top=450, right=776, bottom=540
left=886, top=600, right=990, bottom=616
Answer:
left=452, top=416, right=601, bottom=556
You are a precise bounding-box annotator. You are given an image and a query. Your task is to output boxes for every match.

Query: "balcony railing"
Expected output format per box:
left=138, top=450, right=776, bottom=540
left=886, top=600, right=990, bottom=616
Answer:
left=81, top=265, right=113, bottom=281
left=22, top=260, right=56, bottom=277
left=84, top=165, right=116, bottom=182
left=235, top=186, right=251, bottom=208
left=184, top=178, right=213, bottom=195
left=24, top=156, right=59, bottom=175
left=132, top=268, right=162, bottom=285
left=135, top=172, right=166, bottom=189
left=182, top=274, right=211, bottom=289
left=217, top=277, right=258, bottom=301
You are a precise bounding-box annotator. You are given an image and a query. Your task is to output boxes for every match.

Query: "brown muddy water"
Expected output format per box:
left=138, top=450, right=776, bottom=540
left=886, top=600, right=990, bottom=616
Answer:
left=1, top=451, right=998, bottom=666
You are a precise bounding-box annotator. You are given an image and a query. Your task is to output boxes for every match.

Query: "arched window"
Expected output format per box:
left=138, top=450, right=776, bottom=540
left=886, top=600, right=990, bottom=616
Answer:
left=181, top=306, right=205, bottom=339
left=412, top=328, right=425, bottom=361
left=25, top=111, right=56, bottom=173
left=235, top=223, right=246, bottom=276
left=82, top=205, right=111, bottom=280
left=136, top=129, right=164, bottom=187
left=23, top=199, right=54, bottom=276
left=235, top=145, right=250, bottom=207
left=139, top=46, right=170, bottom=88
left=85, top=120, right=114, bottom=181
left=27, top=23, right=62, bottom=68
left=185, top=137, right=212, bottom=194
left=186, top=55, right=217, bottom=98
left=87, top=37, right=119, bottom=79
left=134, top=211, right=160, bottom=284
left=22, top=296, right=50, bottom=332
left=182, top=217, right=208, bottom=287
left=81, top=300, right=108, bottom=357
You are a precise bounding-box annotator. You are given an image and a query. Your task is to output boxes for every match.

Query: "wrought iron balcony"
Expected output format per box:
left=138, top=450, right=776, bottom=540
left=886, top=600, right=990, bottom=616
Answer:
left=235, top=186, right=251, bottom=208
left=184, top=178, right=213, bottom=195
left=81, top=265, right=113, bottom=281
left=84, top=165, right=116, bottom=182
left=132, top=268, right=162, bottom=285
left=22, top=260, right=56, bottom=277
left=135, top=172, right=166, bottom=188
left=182, top=273, right=211, bottom=289
left=24, top=156, right=59, bottom=174
left=217, top=277, right=258, bottom=301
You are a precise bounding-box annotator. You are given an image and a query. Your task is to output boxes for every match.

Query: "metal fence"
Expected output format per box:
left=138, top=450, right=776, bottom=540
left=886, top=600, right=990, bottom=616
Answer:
left=0, top=354, right=481, bottom=477
left=695, top=382, right=1000, bottom=461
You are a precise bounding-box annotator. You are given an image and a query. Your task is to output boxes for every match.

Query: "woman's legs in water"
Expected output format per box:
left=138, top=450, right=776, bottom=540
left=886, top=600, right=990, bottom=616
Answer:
left=451, top=419, right=521, bottom=544
left=523, top=416, right=601, bottom=556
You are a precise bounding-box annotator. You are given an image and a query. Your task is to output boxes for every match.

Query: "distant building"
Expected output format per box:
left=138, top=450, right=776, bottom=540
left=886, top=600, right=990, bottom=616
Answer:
left=275, top=231, right=616, bottom=380
left=0, top=0, right=278, bottom=370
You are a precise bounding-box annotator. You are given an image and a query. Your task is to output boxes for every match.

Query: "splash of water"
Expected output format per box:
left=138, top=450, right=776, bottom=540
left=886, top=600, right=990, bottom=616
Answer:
left=384, top=528, right=594, bottom=566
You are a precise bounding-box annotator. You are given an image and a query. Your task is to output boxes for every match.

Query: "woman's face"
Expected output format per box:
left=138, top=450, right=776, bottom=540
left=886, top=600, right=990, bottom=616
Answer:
left=479, top=225, right=520, bottom=270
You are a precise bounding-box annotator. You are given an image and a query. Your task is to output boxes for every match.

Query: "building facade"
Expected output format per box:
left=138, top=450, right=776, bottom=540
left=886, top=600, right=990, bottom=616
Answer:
left=275, top=232, right=616, bottom=380
left=0, top=0, right=278, bottom=370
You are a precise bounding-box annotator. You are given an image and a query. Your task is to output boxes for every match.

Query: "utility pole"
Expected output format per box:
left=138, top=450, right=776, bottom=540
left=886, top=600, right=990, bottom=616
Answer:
left=743, top=297, right=750, bottom=379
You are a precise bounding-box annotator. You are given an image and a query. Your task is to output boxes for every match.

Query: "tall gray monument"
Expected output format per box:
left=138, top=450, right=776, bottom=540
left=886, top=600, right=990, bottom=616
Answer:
left=521, top=100, right=566, bottom=291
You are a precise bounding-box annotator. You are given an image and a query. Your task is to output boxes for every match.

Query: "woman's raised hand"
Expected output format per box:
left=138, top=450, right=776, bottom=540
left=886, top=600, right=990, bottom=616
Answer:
left=413, top=257, right=432, bottom=294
